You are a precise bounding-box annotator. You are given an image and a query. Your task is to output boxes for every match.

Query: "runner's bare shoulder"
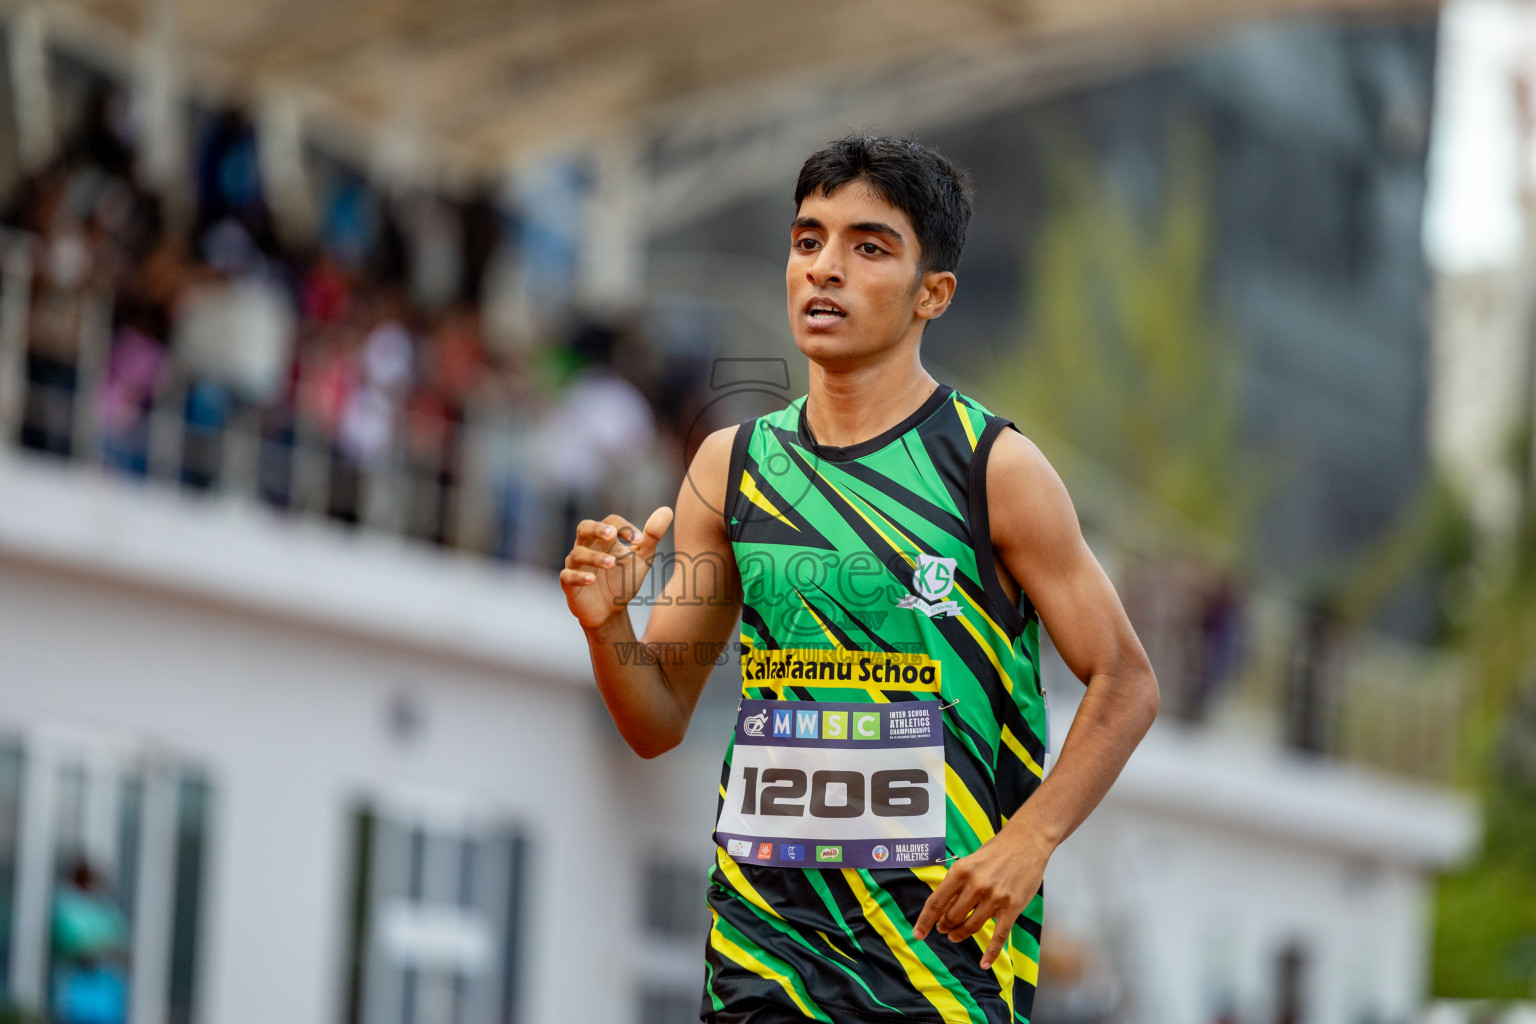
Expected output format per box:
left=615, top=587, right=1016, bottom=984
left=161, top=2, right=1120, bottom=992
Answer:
left=681, top=424, right=740, bottom=531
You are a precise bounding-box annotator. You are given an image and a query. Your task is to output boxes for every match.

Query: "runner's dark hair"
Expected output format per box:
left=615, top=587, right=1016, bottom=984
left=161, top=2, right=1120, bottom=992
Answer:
left=794, top=136, right=974, bottom=274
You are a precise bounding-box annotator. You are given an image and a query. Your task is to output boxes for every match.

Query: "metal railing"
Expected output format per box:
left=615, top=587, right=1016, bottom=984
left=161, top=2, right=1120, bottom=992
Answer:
left=1122, top=564, right=1466, bottom=785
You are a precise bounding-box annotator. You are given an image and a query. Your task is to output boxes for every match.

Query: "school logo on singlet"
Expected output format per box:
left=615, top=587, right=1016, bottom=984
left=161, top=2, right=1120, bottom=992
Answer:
left=896, top=554, right=961, bottom=619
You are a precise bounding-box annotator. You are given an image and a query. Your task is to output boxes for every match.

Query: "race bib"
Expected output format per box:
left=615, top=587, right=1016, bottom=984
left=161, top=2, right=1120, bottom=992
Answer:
left=714, top=700, right=947, bottom=869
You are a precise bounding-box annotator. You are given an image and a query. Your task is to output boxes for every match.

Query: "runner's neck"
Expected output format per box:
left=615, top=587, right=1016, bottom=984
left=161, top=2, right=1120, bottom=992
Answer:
left=803, top=359, right=940, bottom=450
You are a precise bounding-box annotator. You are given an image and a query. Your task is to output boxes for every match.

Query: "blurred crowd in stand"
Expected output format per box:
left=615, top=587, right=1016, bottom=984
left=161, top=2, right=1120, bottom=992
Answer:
left=3, top=81, right=703, bottom=570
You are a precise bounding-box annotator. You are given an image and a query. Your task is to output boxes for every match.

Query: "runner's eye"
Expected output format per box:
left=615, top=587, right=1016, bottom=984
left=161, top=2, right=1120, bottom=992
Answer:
left=856, top=242, right=886, bottom=255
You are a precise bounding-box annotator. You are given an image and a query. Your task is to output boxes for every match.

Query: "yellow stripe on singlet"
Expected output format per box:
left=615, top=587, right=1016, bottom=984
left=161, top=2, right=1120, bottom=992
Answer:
left=742, top=470, right=800, bottom=531
left=956, top=586, right=1012, bottom=660
left=822, top=478, right=1016, bottom=668
left=843, top=871, right=976, bottom=1024
left=796, top=591, right=844, bottom=649
left=714, top=846, right=785, bottom=920
left=814, top=471, right=917, bottom=569
left=945, top=763, right=997, bottom=845
left=955, top=611, right=1010, bottom=690
left=1001, top=725, right=1045, bottom=780
left=954, top=396, right=979, bottom=450
left=911, top=865, right=1016, bottom=1016
left=708, top=911, right=827, bottom=1020
left=816, top=929, right=858, bottom=962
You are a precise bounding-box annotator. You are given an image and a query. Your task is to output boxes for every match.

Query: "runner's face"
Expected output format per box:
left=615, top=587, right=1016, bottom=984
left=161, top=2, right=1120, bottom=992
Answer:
left=787, top=185, right=936, bottom=364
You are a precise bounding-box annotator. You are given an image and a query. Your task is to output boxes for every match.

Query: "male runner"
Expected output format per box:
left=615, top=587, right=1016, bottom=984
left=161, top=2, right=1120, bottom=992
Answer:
left=561, top=137, right=1159, bottom=1024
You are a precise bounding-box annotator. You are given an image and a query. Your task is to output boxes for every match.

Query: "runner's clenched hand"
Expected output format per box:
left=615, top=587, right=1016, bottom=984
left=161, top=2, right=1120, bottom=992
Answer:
left=561, top=507, right=674, bottom=630
left=911, top=824, right=1051, bottom=969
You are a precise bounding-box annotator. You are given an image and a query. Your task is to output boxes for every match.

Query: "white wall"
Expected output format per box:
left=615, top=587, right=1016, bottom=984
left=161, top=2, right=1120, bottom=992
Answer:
left=1041, top=668, right=1477, bottom=1024
left=1049, top=804, right=1431, bottom=1024
left=0, top=555, right=632, bottom=1024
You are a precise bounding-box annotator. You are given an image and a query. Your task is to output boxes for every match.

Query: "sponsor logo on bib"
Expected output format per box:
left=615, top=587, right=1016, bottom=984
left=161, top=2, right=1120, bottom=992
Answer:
left=742, top=709, right=768, bottom=737
left=727, top=839, right=752, bottom=857
left=871, top=844, right=890, bottom=863
left=816, top=845, right=842, bottom=863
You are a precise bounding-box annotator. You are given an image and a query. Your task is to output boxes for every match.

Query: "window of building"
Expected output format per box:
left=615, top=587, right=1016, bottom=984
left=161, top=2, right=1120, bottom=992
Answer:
left=637, top=986, right=699, bottom=1024
left=0, top=735, right=211, bottom=1024
left=640, top=860, right=708, bottom=943
left=635, top=856, right=709, bottom=1024
left=341, top=805, right=527, bottom=1024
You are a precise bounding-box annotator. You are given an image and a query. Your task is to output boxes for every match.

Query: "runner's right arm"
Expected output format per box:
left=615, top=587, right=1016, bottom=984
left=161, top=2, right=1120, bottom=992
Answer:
left=560, top=425, right=742, bottom=758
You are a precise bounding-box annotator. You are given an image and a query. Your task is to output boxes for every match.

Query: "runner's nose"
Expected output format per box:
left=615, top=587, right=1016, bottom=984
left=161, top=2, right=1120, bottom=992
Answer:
left=807, top=247, right=843, bottom=287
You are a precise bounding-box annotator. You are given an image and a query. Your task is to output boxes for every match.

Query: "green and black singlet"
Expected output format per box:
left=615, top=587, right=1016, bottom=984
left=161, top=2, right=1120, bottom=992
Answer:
left=703, top=383, right=1048, bottom=1024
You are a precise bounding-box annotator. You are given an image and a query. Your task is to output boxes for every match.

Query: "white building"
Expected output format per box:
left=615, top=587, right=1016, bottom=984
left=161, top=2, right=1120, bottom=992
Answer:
left=0, top=436, right=1478, bottom=1024
left=0, top=446, right=738, bottom=1024
left=1038, top=679, right=1476, bottom=1024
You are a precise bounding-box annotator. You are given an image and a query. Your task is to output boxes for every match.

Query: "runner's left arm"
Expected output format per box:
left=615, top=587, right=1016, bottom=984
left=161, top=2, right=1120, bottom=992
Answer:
left=913, top=428, right=1159, bottom=967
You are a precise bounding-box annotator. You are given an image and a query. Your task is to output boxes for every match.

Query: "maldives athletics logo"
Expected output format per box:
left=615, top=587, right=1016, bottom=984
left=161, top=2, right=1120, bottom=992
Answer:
left=896, top=554, right=961, bottom=619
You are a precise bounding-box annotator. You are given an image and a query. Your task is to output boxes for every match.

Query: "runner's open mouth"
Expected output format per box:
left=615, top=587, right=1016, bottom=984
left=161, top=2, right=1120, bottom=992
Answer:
left=805, top=298, right=847, bottom=324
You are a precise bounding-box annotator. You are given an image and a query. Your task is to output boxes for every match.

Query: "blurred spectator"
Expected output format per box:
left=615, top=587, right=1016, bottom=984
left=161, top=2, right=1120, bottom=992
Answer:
left=97, top=232, right=177, bottom=476
left=16, top=166, right=93, bottom=457
left=1121, top=557, right=1247, bottom=724
left=404, top=305, right=485, bottom=545
left=172, top=227, right=295, bottom=489
left=194, top=109, right=275, bottom=260
left=465, top=358, right=542, bottom=562
left=337, top=293, right=412, bottom=467
left=0, top=79, right=689, bottom=569
left=96, top=324, right=166, bottom=474
left=532, top=321, right=656, bottom=570
left=49, top=859, right=128, bottom=1024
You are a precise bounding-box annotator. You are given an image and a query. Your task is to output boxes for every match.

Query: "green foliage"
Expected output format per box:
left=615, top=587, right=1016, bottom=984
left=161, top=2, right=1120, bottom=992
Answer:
left=1434, top=778, right=1536, bottom=997
left=984, top=120, right=1267, bottom=556
left=1335, top=386, right=1536, bottom=997
left=977, top=115, right=1536, bottom=998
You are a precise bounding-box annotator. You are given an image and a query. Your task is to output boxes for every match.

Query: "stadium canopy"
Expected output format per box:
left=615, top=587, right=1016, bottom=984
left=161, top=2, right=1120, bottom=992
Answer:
left=31, top=0, right=1435, bottom=175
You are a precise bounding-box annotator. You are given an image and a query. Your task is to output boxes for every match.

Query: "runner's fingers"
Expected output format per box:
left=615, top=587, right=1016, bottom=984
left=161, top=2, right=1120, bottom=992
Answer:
left=948, top=896, right=1003, bottom=943
left=937, top=899, right=977, bottom=935
left=603, top=513, right=640, bottom=546
left=566, top=545, right=617, bottom=570
left=559, top=568, right=596, bottom=588
left=913, top=900, right=945, bottom=941
left=633, top=506, right=675, bottom=558
left=979, top=908, right=1021, bottom=969
left=575, top=518, right=620, bottom=551
left=913, top=873, right=965, bottom=940
left=938, top=883, right=992, bottom=934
